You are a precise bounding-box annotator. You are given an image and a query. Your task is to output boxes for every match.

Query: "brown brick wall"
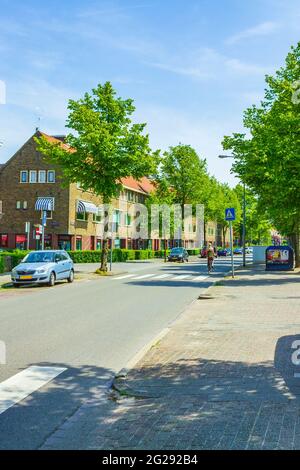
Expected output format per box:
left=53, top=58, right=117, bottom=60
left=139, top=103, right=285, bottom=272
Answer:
left=0, top=136, right=70, bottom=249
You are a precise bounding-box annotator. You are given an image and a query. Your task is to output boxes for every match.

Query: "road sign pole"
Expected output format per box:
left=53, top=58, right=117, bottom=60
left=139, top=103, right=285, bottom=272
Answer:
left=25, top=222, right=30, bottom=251
left=229, top=221, right=234, bottom=278
left=41, top=225, right=45, bottom=250
left=242, top=183, right=246, bottom=267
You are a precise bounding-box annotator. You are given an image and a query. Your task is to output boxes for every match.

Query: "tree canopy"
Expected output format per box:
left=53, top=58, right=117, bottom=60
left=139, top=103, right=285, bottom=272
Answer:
left=223, top=42, right=300, bottom=263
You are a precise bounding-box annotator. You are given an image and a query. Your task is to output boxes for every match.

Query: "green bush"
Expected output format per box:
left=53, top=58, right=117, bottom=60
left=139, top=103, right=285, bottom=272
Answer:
left=0, top=248, right=171, bottom=270
left=67, top=249, right=169, bottom=263
left=0, top=255, right=4, bottom=273
left=67, top=250, right=102, bottom=263
left=187, top=249, right=200, bottom=255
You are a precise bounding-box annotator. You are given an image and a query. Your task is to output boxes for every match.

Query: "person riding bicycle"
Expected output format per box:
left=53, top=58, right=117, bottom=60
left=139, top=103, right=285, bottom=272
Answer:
left=207, top=243, right=215, bottom=273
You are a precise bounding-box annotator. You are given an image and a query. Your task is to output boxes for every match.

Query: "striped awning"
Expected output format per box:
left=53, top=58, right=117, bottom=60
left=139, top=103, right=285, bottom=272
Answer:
left=77, top=200, right=98, bottom=215
left=35, top=197, right=54, bottom=211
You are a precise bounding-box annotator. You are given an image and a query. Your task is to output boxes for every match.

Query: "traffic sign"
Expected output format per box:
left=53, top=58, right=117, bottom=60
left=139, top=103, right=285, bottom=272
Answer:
left=225, top=208, right=236, bottom=221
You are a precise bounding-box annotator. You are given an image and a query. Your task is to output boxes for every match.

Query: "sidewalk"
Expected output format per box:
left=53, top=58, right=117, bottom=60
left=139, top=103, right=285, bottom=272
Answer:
left=42, top=265, right=300, bottom=450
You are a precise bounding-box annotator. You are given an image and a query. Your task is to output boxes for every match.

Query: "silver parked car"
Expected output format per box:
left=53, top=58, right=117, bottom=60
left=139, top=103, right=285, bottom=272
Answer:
left=11, top=250, right=74, bottom=287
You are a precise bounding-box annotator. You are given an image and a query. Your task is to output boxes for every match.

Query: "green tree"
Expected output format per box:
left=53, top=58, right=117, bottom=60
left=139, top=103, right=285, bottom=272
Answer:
left=154, top=144, right=211, bottom=245
left=234, top=185, right=273, bottom=245
left=36, top=82, right=158, bottom=271
left=161, top=144, right=208, bottom=211
left=223, top=43, right=300, bottom=265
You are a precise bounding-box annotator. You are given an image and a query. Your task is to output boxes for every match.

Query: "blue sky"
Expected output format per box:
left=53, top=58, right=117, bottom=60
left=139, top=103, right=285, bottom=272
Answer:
left=0, top=0, right=299, bottom=184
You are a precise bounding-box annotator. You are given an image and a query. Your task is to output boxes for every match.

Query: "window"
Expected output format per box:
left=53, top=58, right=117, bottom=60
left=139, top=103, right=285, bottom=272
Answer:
left=96, top=238, right=102, bottom=250
left=15, top=234, right=27, bottom=250
left=125, top=214, right=132, bottom=226
left=76, top=236, right=82, bottom=251
left=93, top=213, right=102, bottom=223
left=0, top=234, right=8, bottom=248
left=23, top=201, right=28, bottom=209
left=16, top=201, right=21, bottom=209
left=29, top=170, right=37, bottom=183
left=47, top=170, right=55, bottom=183
left=44, top=234, right=52, bottom=249
left=40, top=210, right=52, bottom=220
left=76, top=211, right=88, bottom=221
left=20, top=171, right=28, bottom=183
left=113, top=210, right=121, bottom=224
left=58, top=235, right=71, bottom=251
left=38, top=170, right=46, bottom=183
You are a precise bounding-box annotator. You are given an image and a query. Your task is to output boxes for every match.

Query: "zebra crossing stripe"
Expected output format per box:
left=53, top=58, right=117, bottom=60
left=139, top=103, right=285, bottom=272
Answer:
left=152, top=274, right=171, bottom=279
left=131, top=274, right=156, bottom=280
left=171, top=275, right=190, bottom=280
left=0, top=366, right=66, bottom=415
left=193, top=275, right=209, bottom=281
left=112, top=274, right=135, bottom=280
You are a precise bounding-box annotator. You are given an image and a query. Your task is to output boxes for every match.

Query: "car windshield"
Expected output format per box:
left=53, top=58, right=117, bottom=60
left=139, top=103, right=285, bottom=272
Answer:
left=171, top=248, right=183, bottom=254
left=23, top=252, right=55, bottom=263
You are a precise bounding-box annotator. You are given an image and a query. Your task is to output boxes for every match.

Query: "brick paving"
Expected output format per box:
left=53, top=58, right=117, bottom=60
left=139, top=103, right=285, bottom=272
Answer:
left=42, top=265, right=300, bottom=450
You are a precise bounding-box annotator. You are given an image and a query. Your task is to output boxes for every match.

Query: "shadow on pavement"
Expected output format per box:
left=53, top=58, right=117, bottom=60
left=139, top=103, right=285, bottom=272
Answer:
left=2, top=334, right=300, bottom=450
left=0, top=362, right=114, bottom=450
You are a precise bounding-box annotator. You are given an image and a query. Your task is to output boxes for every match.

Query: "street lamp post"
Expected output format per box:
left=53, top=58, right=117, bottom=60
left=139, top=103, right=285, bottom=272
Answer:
left=218, top=155, right=246, bottom=267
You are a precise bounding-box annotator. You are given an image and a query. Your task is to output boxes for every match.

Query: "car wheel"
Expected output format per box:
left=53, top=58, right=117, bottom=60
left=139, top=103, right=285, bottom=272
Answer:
left=48, top=272, right=56, bottom=287
left=67, top=269, right=74, bottom=283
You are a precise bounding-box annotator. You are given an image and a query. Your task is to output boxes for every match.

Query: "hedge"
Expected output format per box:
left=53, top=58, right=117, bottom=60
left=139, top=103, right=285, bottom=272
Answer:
left=0, top=256, right=4, bottom=273
left=0, top=248, right=201, bottom=271
left=0, top=250, right=29, bottom=272
left=67, top=249, right=169, bottom=263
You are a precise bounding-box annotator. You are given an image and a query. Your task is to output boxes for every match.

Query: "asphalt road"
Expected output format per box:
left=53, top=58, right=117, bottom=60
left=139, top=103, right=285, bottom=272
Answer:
left=0, top=255, right=248, bottom=449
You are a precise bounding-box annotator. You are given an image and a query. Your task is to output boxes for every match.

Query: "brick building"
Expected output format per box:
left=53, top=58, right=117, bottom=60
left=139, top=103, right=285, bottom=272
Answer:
left=0, top=131, right=224, bottom=251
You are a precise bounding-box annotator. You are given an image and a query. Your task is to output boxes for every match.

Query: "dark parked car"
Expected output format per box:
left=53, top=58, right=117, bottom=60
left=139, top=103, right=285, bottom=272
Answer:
left=200, top=247, right=208, bottom=258
left=168, top=247, right=189, bottom=262
left=233, top=247, right=243, bottom=255
left=217, top=248, right=231, bottom=257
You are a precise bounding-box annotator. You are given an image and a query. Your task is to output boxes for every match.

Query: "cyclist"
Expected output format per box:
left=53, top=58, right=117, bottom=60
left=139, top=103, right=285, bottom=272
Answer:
left=207, top=243, right=215, bottom=274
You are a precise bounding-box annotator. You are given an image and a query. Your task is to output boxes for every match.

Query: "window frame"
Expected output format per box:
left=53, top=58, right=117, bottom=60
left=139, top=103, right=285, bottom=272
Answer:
left=29, top=170, right=37, bottom=184
left=38, top=170, right=47, bottom=183
left=47, top=170, right=56, bottom=183
left=40, top=210, right=53, bottom=220
left=76, top=211, right=88, bottom=221
left=20, top=171, right=28, bottom=183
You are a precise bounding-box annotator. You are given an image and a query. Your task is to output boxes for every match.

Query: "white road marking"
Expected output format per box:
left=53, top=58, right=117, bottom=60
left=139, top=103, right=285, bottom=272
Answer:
left=193, top=275, right=209, bottom=281
left=0, top=366, right=67, bottom=415
left=152, top=274, right=171, bottom=279
left=112, top=274, right=135, bottom=280
left=131, top=274, right=156, bottom=280
left=171, top=275, right=190, bottom=280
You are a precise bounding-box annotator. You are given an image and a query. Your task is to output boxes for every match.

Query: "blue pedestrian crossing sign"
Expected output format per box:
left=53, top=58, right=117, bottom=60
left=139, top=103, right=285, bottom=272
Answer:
left=225, top=208, right=236, bottom=221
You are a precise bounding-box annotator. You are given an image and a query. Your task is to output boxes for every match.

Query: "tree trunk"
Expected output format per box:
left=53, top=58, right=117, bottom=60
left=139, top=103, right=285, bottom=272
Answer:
left=100, top=204, right=110, bottom=272
left=222, top=226, right=227, bottom=247
left=203, top=220, right=207, bottom=246
left=290, top=230, right=300, bottom=268
left=100, top=236, right=108, bottom=271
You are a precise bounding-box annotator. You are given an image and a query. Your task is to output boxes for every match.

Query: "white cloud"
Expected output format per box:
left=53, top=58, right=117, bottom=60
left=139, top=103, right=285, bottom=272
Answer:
left=146, top=47, right=273, bottom=80
left=225, top=58, right=272, bottom=76
left=226, top=21, right=280, bottom=45
left=8, top=78, right=76, bottom=122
